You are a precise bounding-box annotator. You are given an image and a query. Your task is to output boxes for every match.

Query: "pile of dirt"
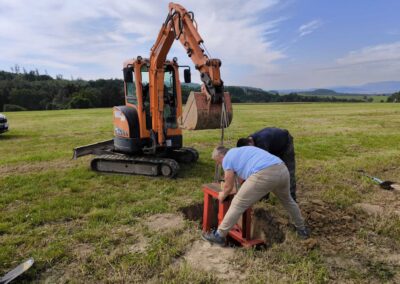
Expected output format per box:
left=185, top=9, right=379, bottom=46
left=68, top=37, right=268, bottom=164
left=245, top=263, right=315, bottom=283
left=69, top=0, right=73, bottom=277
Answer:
left=300, top=200, right=364, bottom=252
left=252, top=208, right=286, bottom=247
left=303, top=200, right=361, bottom=236
left=354, top=203, right=384, bottom=215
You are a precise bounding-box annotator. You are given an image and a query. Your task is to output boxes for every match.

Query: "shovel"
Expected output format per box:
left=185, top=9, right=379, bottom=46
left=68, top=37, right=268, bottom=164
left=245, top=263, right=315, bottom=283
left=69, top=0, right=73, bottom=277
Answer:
left=0, top=258, right=34, bottom=284
left=358, top=170, right=400, bottom=191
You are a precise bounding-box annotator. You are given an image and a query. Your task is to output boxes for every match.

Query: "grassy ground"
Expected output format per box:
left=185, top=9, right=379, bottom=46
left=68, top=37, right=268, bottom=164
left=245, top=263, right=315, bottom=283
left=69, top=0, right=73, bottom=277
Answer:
left=1, top=103, right=400, bottom=283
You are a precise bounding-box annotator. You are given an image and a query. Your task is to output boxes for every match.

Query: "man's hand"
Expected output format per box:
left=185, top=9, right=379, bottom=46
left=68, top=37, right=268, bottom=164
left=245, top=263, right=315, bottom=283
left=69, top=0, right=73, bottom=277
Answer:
left=218, top=170, right=235, bottom=202
left=218, top=191, right=227, bottom=202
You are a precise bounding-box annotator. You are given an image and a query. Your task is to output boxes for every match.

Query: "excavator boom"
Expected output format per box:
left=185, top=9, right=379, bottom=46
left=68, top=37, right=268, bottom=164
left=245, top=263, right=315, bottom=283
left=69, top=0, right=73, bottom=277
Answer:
left=150, top=2, right=232, bottom=143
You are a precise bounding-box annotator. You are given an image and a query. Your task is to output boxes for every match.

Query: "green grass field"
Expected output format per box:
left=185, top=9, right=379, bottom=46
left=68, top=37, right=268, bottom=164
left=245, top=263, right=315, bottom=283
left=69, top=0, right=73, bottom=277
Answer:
left=1, top=103, right=400, bottom=283
left=298, top=94, right=389, bottom=102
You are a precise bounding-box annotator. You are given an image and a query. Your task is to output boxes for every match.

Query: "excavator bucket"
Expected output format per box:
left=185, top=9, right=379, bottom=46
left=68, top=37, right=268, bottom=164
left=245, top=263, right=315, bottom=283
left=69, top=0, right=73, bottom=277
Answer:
left=179, top=92, right=233, bottom=130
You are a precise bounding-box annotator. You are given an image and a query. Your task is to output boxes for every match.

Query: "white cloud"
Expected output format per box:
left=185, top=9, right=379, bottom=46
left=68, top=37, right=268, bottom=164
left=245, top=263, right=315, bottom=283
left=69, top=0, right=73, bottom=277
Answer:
left=0, top=0, right=285, bottom=84
left=298, top=19, right=322, bottom=37
left=262, top=41, right=400, bottom=89
left=337, top=41, right=400, bottom=65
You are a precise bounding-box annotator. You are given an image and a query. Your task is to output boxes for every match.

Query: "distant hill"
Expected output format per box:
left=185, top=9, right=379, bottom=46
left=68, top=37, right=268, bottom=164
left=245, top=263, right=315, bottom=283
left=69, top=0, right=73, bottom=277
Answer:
left=299, top=89, right=344, bottom=96
left=278, top=81, right=400, bottom=95
left=331, top=81, right=400, bottom=94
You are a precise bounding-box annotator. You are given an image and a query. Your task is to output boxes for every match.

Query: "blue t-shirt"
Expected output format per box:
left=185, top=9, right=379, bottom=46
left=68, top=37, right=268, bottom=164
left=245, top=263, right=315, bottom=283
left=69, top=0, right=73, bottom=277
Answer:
left=222, top=146, right=282, bottom=180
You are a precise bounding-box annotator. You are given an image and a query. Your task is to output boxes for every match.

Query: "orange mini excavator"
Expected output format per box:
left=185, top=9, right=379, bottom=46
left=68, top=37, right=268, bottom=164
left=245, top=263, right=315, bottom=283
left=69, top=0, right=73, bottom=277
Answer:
left=73, top=3, right=232, bottom=177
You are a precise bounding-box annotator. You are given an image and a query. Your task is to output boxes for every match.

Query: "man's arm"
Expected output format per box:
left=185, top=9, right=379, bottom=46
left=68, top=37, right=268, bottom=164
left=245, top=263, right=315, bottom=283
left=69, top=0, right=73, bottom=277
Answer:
left=218, top=170, right=235, bottom=202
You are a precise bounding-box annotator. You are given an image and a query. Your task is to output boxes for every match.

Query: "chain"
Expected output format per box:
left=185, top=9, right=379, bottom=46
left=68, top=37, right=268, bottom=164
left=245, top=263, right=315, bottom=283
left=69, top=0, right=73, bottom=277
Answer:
left=213, top=99, right=231, bottom=182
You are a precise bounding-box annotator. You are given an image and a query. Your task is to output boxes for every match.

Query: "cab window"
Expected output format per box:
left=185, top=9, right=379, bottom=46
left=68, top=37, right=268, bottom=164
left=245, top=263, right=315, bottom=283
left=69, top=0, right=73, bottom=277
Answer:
left=163, top=65, right=177, bottom=129
left=123, top=66, right=136, bottom=105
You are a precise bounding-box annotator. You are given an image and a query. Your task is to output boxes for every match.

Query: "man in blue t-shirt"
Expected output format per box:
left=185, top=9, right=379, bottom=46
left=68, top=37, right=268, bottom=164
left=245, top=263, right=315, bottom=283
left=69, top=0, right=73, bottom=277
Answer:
left=202, top=146, right=308, bottom=246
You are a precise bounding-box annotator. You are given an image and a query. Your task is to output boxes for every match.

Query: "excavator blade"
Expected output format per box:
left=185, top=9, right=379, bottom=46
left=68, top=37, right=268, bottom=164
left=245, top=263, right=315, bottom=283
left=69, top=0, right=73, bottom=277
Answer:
left=179, top=92, right=233, bottom=130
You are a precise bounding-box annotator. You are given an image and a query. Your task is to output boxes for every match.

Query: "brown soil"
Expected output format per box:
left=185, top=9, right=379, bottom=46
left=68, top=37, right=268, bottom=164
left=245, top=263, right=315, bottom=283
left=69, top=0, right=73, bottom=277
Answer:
left=179, top=202, right=204, bottom=223
left=145, top=213, right=185, bottom=232
left=178, top=240, right=246, bottom=281
left=252, top=207, right=286, bottom=247
left=300, top=199, right=364, bottom=253
left=354, top=203, right=385, bottom=215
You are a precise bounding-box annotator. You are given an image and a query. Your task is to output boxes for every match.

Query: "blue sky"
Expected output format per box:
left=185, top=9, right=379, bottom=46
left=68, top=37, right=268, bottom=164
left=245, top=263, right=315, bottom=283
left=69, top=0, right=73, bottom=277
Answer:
left=0, top=0, right=399, bottom=89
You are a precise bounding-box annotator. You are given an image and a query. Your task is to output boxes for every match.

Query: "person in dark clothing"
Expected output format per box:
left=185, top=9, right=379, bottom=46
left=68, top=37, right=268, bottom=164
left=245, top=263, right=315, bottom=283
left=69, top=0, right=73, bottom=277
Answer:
left=237, top=127, right=297, bottom=201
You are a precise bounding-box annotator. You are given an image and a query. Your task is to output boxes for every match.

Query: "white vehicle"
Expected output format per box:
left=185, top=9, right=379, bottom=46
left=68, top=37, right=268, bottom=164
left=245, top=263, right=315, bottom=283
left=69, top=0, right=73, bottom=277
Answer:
left=0, top=113, right=8, bottom=133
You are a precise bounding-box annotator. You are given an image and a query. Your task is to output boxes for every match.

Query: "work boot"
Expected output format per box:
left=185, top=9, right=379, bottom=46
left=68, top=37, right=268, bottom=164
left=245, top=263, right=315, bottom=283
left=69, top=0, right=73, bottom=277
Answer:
left=201, top=230, right=226, bottom=247
left=296, top=227, right=310, bottom=239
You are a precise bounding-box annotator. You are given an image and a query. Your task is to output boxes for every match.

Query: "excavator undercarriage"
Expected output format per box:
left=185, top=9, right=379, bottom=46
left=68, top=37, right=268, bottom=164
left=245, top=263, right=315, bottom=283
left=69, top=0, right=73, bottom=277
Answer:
left=73, top=140, right=198, bottom=178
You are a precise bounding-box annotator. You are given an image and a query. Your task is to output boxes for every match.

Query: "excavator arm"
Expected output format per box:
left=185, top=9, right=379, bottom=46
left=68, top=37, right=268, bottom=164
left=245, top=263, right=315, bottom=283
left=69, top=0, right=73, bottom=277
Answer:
left=149, top=2, right=232, bottom=144
left=151, top=2, right=224, bottom=102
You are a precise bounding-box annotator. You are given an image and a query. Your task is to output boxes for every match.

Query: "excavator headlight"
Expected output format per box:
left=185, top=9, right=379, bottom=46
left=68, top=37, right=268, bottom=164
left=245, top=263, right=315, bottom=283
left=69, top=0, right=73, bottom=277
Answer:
left=173, top=57, right=178, bottom=63
left=137, top=56, right=143, bottom=61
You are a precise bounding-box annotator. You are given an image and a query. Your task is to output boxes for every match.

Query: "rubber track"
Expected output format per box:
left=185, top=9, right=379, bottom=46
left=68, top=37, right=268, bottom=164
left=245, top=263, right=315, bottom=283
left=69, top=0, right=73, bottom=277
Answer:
left=180, top=147, right=199, bottom=162
left=91, top=154, right=180, bottom=178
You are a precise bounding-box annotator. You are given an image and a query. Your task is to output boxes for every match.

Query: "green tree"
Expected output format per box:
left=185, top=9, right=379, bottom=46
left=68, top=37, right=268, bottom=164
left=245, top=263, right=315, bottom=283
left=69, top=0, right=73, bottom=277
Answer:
left=387, top=92, right=400, bottom=102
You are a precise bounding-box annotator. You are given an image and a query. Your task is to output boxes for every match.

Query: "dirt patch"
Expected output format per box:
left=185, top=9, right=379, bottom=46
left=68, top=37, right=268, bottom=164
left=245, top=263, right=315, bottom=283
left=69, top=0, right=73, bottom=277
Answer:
left=379, top=254, right=400, bottom=266
left=73, top=243, right=94, bottom=261
left=354, top=203, right=384, bottom=215
left=303, top=200, right=361, bottom=236
left=252, top=208, right=286, bottom=247
left=127, top=235, right=148, bottom=254
left=42, top=243, right=95, bottom=283
left=300, top=199, right=365, bottom=253
left=145, top=213, right=185, bottom=232
left=179, top=240, right=245, bottom=281
left=110, top=225, right=149, bottom=254
left=325, top=255, right=367, bottom=277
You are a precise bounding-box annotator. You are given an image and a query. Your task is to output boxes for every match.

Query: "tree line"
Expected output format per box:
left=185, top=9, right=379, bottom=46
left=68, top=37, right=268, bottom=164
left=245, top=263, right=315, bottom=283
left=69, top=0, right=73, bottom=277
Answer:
left=387, top=92, right=400, bottom=102
left=0, top=69, right=377, bottom=112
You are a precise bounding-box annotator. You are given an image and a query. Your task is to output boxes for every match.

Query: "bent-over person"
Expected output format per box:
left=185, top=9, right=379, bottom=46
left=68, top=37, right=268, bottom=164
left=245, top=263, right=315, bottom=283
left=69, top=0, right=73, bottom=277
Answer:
left=237, top=127, right=297, bottom=201
left=202, top=146, right=309, bottom=246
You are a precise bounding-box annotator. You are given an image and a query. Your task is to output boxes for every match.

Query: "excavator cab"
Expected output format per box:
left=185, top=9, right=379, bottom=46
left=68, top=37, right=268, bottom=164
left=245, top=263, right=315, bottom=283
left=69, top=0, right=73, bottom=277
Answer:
left=113, top=56, right=232, bottom=155
left=113, top=57, right=184, bottom=154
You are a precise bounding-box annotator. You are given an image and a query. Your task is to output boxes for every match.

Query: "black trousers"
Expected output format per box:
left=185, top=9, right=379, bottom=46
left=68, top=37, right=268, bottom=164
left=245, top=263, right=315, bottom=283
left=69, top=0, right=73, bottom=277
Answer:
left=279, top=134, right=297, bottom=201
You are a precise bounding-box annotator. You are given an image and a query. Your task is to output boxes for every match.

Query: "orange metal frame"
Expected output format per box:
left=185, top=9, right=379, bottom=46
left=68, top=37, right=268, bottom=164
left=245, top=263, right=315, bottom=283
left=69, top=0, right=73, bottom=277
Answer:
left=122, top=58, right=183, bottom=140
left=202, top=183, right=265, bottom=248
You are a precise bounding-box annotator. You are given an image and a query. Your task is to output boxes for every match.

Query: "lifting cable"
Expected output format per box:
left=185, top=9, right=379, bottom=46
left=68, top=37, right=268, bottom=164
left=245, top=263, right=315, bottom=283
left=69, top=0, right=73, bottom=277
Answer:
left=213, top=100, right=231, bottom=182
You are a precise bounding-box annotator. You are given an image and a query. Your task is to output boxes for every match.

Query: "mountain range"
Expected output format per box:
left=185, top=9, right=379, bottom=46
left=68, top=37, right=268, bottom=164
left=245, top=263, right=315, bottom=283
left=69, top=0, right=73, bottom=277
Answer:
left=278, top=81, right=400, bottom=95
